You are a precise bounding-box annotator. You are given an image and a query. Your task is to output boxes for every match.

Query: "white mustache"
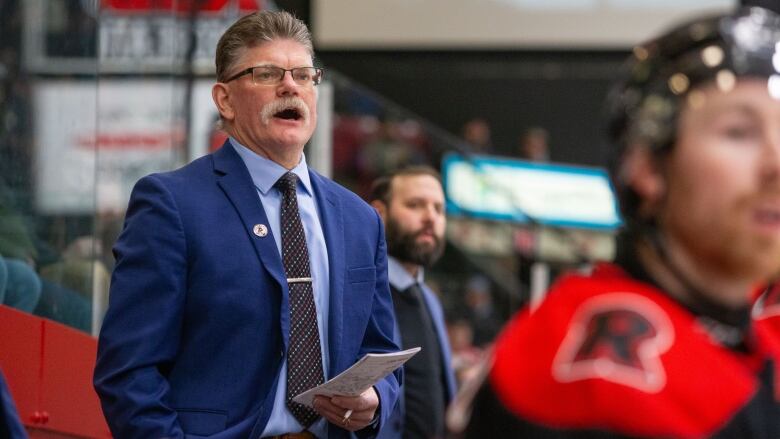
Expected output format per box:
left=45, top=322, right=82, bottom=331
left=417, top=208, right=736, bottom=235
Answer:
left=260, top=97, right=310, bottom=125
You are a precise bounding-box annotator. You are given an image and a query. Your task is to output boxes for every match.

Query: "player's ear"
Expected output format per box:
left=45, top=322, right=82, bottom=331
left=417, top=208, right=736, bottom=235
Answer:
left=622, top=144, right=666, bottom=216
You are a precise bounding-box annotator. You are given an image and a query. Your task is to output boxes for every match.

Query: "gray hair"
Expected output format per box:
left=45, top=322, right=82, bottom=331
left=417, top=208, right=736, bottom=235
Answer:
left=215, top=10, right=313, bottom=82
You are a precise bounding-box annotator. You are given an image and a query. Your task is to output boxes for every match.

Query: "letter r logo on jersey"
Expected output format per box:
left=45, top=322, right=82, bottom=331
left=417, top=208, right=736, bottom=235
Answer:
left=552, top=293, right=675, bottom=393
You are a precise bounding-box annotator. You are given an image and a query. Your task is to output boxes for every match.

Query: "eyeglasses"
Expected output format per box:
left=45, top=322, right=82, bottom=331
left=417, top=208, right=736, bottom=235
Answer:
left=224, top=66, right=324, bottom=86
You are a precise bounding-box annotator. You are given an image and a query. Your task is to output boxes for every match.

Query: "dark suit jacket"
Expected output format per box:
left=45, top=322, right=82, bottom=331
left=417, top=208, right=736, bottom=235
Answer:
left=379, top=283, right=457, bottom=439
left=94, top=144, right=400, bottom=439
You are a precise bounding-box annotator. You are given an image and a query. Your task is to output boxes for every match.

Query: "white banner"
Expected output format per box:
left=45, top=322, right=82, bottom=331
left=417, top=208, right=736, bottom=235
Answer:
left=33, top=79, right=218, bottom=214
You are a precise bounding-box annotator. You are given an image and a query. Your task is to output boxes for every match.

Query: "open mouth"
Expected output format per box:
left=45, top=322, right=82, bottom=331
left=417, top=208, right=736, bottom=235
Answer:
left=274, top=107, right=303, bottom=121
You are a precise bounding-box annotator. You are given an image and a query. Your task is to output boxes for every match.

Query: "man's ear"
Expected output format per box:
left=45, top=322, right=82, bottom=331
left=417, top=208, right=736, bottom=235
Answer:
left=212, top=83, right=235, bottom=121
left=622, top=144, right=666, bottom=213
left=370, top=200, right=387, bottom=222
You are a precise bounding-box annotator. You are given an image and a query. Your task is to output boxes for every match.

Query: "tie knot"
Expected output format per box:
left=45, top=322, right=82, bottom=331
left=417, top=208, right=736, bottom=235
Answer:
left=405, top=282, right=424, bottom=299
left=276, top=172, right=298, bottom=196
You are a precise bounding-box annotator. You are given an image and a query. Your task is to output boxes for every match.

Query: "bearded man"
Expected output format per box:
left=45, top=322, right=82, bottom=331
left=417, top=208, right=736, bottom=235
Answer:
left=371, top=166, right=457, bottom=439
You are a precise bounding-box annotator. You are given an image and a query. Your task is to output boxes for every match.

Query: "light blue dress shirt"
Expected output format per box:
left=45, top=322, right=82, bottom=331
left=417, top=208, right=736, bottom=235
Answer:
left=387, top=256, right=424, bottom=292
left=231, top=139, right=330, bottom=438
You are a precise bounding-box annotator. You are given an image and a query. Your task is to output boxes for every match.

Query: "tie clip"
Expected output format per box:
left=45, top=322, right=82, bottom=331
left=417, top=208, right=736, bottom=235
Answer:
left=287, top=277, right=313, bottom=284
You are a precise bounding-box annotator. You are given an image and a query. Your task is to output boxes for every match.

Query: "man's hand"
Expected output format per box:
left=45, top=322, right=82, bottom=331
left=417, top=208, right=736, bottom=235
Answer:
left=312, top=387, right=378, bottom=431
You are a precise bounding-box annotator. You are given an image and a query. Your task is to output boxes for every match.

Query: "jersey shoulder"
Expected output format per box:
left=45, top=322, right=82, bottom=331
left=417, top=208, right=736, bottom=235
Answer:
left=490, top=263, right=761, bottom=438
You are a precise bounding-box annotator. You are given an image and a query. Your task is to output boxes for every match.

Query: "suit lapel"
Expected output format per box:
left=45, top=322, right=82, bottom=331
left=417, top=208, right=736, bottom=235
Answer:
left=309, top=170, right=346, bottom=376
left=212, top=144, right=290, bottom=345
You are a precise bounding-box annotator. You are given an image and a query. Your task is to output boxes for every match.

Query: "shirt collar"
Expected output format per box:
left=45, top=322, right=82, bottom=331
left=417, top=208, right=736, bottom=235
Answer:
left=229, top=137, right=313, bottom=196
left=388, top=256, right=424, bottom=292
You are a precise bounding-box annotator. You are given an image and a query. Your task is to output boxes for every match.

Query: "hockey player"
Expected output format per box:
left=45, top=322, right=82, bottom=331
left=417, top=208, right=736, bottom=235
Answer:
left=466, top=6, right=780, bottom=438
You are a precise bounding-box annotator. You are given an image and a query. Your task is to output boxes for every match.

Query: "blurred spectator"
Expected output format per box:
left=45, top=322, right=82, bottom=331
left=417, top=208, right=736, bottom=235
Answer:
left=0, top=179, right=41, bottom=312
left=447, top=317, right=484, bottom=385
left=518, top=126, right=550, bottom=162
left=359, top=119, right=426, bottom=193
left=332, top=115, right=379, bottom=194
left=0, top=182, right=37, bottom=264
left=460, top=118, right=493, bottom=153
left=0, top=255, right=41, bottom=313
left=39, top=235, right=110, bottom=305
left=0, top=177, right=91, bottom=330
left=463, top=274, right=502, bottom=347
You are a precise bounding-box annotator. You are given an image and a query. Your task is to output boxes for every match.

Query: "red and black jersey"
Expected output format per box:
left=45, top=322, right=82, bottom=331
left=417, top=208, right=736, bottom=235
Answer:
left=466, top=263, right=780, bottom=438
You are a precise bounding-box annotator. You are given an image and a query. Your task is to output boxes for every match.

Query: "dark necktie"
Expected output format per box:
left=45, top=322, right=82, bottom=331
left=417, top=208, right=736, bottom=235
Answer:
left=276, top=172, right=325, bottom=427
left=393, top=282, right=446, bottom=438
left=406, top=283, right=435, bottom=330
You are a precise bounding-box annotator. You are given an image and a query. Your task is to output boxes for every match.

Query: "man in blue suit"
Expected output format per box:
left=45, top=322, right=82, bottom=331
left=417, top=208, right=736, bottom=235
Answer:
left=370, top=167, right=457, bottom=439
left=94, top=11, right=400, bottom=439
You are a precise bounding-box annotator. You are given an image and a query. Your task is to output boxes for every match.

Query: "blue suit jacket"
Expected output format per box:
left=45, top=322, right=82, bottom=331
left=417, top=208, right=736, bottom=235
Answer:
left=0, top=370, right=26, bottom=439
left=94, top=144, right=400, bottom=439
left=379, top=283, right=457, bottom=438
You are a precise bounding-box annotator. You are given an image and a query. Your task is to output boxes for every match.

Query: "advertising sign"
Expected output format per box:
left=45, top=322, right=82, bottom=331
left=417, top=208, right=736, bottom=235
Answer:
left=33, top=79, right=218, bottom=214
left=443, top=154, right=621, bottom=230
left=23, top=0, right=264, bottom=74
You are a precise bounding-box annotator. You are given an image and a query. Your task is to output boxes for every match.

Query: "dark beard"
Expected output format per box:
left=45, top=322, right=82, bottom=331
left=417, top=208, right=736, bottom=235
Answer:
left=385, top=216, right=444, bottom=267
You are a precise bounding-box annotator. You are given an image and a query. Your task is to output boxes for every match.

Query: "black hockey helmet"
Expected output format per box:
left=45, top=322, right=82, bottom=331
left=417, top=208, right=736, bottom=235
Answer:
left=606, top=6, right=780, bottom=225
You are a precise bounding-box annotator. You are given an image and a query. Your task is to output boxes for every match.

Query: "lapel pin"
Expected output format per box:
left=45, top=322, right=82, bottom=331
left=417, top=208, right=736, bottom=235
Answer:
left=253, top=224, right=268, bottom=237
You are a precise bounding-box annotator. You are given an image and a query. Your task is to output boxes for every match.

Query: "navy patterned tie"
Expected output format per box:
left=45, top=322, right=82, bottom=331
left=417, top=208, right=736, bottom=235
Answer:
left=276, top=172, right=325, bottom=428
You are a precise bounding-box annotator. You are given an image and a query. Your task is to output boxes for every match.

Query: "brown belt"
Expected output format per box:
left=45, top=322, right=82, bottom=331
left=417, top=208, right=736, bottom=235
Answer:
left=264, top=432, right=315, bottom=439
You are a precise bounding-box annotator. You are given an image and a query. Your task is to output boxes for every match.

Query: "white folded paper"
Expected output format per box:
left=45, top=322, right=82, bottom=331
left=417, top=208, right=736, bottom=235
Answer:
left=293, top=347, right=421, bottom=408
